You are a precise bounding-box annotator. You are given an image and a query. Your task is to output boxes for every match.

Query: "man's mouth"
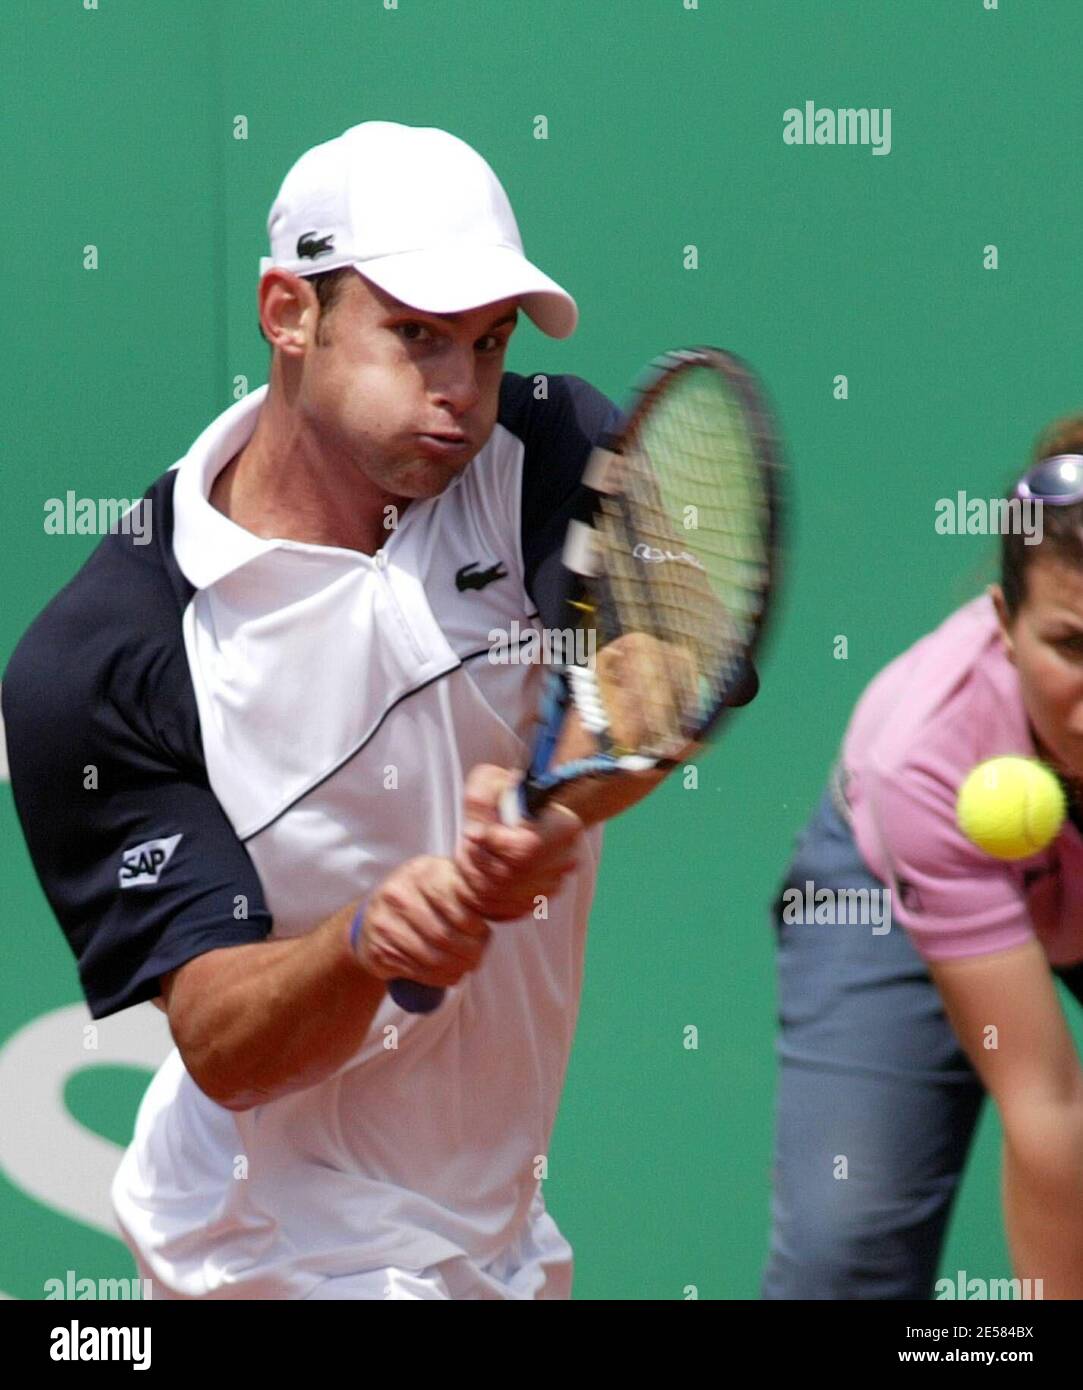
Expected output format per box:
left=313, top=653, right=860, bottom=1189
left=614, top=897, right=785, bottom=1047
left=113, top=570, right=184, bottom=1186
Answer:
left=416, top=433, right=470, bottom=458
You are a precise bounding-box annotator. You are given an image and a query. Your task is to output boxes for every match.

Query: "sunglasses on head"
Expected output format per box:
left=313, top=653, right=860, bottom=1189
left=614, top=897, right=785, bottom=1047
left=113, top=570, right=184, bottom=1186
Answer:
left=1015, top=454, right=1083, bottom=504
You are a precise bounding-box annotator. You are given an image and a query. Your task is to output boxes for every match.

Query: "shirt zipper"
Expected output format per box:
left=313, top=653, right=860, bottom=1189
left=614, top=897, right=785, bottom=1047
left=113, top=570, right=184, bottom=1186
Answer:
left=374, top=548, right=427, bottom=664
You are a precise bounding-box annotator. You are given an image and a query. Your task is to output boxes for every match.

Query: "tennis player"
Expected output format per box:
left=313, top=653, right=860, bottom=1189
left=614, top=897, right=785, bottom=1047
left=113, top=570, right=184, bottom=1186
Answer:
left=2, top=122, right=682, bottom=1300
left=763, top=415, right=1083, bottom=1300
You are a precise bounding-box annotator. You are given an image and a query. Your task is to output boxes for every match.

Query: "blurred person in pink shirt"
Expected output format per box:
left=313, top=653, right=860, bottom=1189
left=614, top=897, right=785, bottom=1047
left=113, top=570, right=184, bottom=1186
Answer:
left=763, top=414, right=1083, bottom=1301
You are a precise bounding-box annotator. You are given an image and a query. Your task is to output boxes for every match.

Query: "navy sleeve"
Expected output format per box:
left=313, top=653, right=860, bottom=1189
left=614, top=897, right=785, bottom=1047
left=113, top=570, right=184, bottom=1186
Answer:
left=506, top=372, right=623, bottom=631
left=2, top=508, right=272, bottom=1019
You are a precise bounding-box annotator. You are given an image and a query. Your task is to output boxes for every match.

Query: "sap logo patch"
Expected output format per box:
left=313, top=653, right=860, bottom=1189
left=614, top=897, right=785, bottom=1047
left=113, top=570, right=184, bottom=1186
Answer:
left=119, top=834, right=183, bottom=888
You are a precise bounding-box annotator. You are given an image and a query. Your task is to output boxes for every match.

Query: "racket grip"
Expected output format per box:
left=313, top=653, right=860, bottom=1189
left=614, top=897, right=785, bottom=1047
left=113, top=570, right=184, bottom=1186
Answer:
left=388, top=979, right=445, bottom=1014
left=389, top=780, right=536, bottom=1007
left=500, top=777, right=559, bottom=825
left=498, top=781, right=529, bottom=827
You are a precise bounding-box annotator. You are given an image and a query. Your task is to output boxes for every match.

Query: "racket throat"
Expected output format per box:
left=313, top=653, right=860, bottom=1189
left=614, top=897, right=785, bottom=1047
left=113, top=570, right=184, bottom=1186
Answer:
left=567, top=665, right=610, bottom=738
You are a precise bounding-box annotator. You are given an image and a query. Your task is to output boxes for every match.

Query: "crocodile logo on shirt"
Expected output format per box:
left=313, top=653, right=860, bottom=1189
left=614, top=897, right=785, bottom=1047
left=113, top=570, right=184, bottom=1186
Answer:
left=296, top=231, right=335, bottom=260
left=455, top=561, right=508, bottom=593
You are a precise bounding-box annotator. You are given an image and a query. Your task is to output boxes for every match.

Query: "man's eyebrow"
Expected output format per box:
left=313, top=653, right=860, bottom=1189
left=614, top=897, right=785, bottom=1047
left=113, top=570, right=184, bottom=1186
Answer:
left=387, top=306, right=519, bottom=331
left=481, top=309, right=519, bottom=331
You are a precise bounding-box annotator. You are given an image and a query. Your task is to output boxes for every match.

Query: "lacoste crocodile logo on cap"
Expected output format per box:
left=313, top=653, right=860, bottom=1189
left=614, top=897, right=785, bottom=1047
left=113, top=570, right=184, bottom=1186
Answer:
left=297, top=231, right=335, bottom=260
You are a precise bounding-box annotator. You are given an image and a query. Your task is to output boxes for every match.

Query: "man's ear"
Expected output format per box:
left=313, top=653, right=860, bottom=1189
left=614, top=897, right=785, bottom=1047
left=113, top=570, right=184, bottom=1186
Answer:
left=988, top=583, right=1016, bottom=664
left=258, top=269, right=317, bottom=356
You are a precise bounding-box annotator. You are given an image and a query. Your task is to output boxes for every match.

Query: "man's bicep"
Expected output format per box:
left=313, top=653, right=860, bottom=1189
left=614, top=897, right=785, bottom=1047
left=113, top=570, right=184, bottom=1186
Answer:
left=157, top=941, right=249, bottom=1019
left=11, top=751, right=272, bottom=1019
left=157, top=963, right=183, bottom=1010
left=90, top=779, right=272, bottom=1019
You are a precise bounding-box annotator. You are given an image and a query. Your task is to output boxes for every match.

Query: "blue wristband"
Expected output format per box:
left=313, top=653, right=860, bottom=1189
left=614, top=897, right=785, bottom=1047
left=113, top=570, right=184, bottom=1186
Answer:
left=349, top=901, right=368, bottom=958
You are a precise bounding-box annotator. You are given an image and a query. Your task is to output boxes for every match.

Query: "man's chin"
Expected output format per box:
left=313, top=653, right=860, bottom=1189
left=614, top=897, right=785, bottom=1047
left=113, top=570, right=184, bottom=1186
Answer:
left=399, top=454, right=472, bottom=498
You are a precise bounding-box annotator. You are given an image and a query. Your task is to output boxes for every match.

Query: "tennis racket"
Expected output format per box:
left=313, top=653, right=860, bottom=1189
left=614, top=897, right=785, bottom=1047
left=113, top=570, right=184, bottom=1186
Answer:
left=389, top=345, right=783, bottom=1013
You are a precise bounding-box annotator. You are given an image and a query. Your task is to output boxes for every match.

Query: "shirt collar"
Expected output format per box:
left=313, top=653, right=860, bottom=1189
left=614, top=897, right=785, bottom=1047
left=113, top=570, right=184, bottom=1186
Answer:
left=171, top=384, right=287, bottom=590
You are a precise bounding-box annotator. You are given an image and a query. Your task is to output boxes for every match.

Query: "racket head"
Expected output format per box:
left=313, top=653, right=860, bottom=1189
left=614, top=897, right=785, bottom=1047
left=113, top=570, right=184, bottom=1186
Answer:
left=579, top=346, right=782, bottom=749
left=510, top=346, right=782, bottom=822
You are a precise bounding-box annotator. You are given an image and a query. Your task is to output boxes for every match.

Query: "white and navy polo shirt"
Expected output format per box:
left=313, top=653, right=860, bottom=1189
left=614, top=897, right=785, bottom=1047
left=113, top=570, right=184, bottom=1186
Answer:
left=3, top=370, right=622, bottom=1297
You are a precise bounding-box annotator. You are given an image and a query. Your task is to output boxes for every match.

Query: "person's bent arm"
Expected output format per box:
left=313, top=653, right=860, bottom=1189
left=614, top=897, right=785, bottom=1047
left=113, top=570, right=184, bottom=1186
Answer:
left=930, top=939, right=1083, bottom=1299
left=160, top=896, right=382, bottom=1112
left=162, top=854, right=491, bottom=1113
left=162, top=781, right=587, bottom=1112
left=159, top=634, right=738, bottom=1115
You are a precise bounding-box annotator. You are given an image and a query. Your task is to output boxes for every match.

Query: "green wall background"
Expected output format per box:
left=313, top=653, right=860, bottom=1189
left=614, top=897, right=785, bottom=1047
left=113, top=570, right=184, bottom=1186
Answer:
left=4, top=0, right=1082, bottom=1300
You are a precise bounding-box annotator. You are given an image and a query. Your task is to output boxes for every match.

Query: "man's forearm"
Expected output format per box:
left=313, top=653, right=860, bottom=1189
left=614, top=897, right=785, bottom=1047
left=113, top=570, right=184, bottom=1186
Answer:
left=550, top=760, right=677, bottom=827
left=546, top=700, right=698, bottom=828
left=1002, top=1103, right=1083, bottom=1298
left=163, top=899, right=386, bottom=1112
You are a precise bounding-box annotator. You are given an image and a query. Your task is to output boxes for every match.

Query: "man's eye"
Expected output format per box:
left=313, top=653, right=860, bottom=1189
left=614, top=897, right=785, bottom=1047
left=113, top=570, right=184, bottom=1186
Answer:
left=397, top=322, right=434, bottom=343
left=1056, top=635, right=1083, bottom=657
left=478, top=335, right=509, bottom=354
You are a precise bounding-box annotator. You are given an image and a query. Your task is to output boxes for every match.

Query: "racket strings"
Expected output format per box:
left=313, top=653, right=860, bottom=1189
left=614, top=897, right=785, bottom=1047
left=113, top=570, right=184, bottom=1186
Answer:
left=588, top=364, right=772, bottom=756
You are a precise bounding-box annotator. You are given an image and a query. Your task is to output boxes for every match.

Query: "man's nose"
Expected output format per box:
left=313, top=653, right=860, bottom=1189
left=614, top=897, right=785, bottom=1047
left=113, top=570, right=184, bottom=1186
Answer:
left=432, top=344, right=482, bottom=415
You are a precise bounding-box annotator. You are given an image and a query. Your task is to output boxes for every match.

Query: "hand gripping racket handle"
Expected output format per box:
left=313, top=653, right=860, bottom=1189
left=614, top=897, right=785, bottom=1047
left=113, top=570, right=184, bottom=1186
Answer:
left=390, top=778, right=536, bottom=1012
left=352, top=898, right=444, bottom=1014
left=388, top=978, right=444, bottom=1014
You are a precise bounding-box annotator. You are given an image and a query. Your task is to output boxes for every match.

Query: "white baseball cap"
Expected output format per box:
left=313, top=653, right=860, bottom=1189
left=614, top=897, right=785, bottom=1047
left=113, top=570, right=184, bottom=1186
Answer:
left=259, top=121, right=578, bottom=339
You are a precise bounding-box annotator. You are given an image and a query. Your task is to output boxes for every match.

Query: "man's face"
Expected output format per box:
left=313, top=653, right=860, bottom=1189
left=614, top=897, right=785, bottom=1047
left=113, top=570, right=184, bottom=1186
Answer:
left=994, top=555, right=1083, bottom=781
left=284, top=269, right=520, bottom=502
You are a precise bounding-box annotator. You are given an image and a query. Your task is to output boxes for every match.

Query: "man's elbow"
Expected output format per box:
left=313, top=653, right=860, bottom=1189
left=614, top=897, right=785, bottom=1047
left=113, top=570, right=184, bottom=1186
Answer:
left=165, top=996, right=255, bottom=1112
left=170, top=1026, right=255, bottom=1112
left=160, top=956, right=258, bottom=1111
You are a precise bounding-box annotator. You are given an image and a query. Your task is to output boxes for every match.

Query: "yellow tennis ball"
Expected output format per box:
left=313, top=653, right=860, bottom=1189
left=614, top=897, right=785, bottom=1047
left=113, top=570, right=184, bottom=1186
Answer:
left=956, top=756, right=1067, bottom=861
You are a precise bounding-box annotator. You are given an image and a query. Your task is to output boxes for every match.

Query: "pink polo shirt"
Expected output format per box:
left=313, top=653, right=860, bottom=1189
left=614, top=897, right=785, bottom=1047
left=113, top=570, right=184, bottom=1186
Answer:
left=840, top=593, right=1083, bottom=966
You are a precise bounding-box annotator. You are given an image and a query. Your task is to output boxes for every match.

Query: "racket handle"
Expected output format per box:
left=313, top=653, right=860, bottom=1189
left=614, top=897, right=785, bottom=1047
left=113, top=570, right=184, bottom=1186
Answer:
left=390, top=776, right=532, bottom=1008
left=388, top=979, right=445, bottom=1014
left=499, top=781, right=528, bottom=826
left=390, top=779, right=540, bottom=1007
left=499, top=777, right=554, bottom=825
